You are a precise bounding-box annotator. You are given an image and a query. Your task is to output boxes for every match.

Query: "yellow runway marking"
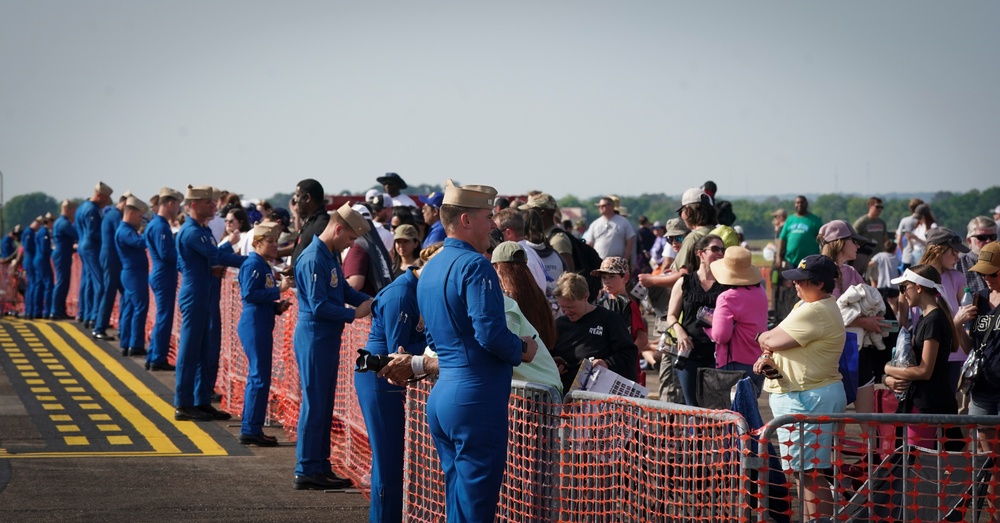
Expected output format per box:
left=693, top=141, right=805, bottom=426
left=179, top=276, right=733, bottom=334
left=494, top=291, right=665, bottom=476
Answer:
left=64, top=436, right=89, bottom=446
left=49, top=414, right=72, bottom=422
left=108, top=436, right=132, bottom=445
left=89, top=414, right=111, bottom=421
left=50, top=323, right=227, bottom=456
left=56, top=425, right=80, bottom=432
left=31, top=322, right=182, bottom=455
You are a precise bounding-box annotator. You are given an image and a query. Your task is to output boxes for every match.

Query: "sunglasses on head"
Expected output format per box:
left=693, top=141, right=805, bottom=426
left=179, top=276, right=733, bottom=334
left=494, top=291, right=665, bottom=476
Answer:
left=972, top=234, right=998, bottom=242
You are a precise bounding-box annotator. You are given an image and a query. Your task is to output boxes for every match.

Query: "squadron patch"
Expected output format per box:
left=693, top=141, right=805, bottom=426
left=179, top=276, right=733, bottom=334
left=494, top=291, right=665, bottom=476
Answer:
left=330, top=269, right=339, bottom=288
left=265, top=273, right=275, bottom=288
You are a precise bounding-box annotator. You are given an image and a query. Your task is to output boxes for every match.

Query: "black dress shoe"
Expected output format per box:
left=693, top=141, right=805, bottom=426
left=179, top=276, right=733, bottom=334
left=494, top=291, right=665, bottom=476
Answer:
left=121, top=347, right=129, bottom=357
left=239, top=433, right=279, bottom=447
left=128, top=348, right=147, bottom=357
left=86, top=320, right=95, bottom=329
left=175, top=406, right=213, bottom=421
left=75, top=317, right=84, bottom=323
left=144, top=361, right=150, bottom=370
left=293, top=474, right=351, bottom=490
left=51, top=314, right=72, bottom=321
left=92, top=331, right=115, bottom=341
left=196, top=404, right=232, bottom=421
left=149, top=362, right=176, bottom=371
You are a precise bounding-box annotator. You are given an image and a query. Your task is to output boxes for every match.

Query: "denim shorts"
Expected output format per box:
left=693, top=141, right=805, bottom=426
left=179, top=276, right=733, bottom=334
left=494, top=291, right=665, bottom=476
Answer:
left=969, top=391, right=1000, bottom=416
left=769, top=382, right=847, bottom=472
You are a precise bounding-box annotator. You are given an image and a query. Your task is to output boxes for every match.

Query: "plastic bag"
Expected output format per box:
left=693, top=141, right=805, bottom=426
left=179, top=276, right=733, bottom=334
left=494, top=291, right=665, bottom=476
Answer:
left=888, top=326, right=914, bottom=400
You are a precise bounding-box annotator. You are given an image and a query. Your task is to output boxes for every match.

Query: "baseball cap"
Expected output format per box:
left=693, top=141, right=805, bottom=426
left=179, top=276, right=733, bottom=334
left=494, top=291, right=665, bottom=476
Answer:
left=925, top=227, right=970, bottom=253
left=652, top=221, right=665, bottom=230
left=351, top=203, right=373, bottom=220
left=519, top=193, right=558, bottom=211
left=818, top=220, right=874, bottom=246
left=393, top=224, right=420, bottom=242
left=491, top=241, right=527, bottom=264
left=591, top=256, right=629, bottom=276
left=676, top=188, right=710, bottom=213
left=665, top=218, right=689, bottom=237
left=969, top=242, right=1000, bottom=275
left=419, top=191, right=445, bottom=208
left=781, top=254, right=839, bottom=283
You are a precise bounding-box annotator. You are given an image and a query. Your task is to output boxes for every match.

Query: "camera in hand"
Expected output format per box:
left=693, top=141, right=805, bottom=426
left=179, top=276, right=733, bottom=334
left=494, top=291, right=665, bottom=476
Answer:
left=355, top=349, right=391, bottom=373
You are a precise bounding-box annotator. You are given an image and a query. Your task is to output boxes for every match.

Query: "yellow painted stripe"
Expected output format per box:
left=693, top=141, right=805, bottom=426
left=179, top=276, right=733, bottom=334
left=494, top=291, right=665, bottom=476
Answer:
left=0, top=450, right=219, bottom=459
left=32, top=323, right=182, bottom=454
left=50, top=323, right=227, bottom=456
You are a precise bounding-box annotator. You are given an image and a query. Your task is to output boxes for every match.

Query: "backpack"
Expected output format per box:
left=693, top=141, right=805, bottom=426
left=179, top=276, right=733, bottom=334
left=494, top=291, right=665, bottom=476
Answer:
left=548, top=228, right=603, bottom=302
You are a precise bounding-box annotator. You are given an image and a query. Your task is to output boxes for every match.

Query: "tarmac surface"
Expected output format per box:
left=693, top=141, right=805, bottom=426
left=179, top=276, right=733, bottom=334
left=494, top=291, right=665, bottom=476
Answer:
left=0, top=317, right=369, bottom=523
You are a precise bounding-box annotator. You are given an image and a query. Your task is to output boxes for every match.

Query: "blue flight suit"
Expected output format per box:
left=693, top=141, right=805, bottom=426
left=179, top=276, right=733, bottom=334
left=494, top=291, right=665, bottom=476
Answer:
left=0, top=235, right=15, bottom=259
left=21, top=228, right=37, bottom=317
left=355, top=268, right=426, bottom=522
left=416, top=238, right=522, bottom=523
left=115, top=221, right=148, bottom=351
left=175, top=219, right=244, bottom=408
left=51, top=215, right=78, bottom=318
left=422, top=220, right=446, bottom=248
left=237, top=252, right=281, bottom=437
left=145, top=215, right=177, bottom=367
left=33, top=225, right=54, bottom=317
left=95, top=206, right=123, bottom=333
left=75, top=201, right=103, bottom=322
left=293, top=235, right=370, bottom=477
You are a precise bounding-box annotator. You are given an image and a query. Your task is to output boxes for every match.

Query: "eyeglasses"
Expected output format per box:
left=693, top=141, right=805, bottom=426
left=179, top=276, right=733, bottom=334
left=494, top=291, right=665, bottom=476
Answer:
left=702, top=245, right=724, bottom=254
left=875, top=205, right=884, bottom=210
left=972, top=234, right=998, bottom=242
left=667, top=235, right=685, bottom=243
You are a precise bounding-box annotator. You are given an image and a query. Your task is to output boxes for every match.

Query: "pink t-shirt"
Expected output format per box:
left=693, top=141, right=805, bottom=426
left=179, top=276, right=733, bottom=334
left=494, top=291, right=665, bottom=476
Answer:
left=708, top=285, right=769, bottom=368
left=833, top=263, right=865, bottom=299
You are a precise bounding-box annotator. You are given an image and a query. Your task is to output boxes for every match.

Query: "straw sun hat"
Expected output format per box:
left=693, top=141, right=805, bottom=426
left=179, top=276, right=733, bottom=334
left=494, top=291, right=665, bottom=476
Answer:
left=710, top=246, right=762, bottom=286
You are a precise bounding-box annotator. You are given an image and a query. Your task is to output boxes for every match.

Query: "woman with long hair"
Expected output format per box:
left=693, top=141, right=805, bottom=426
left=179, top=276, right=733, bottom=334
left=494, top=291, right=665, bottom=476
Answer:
left=912, top=228, right=978, bottom=389
left=664, top=234, right=725, bottom=406
left=490, top=242, right=562, bottom=391
left=907, top=203, right=937, bottom=263
left=390, top=224, right=421, bottom=278
left=884, top=264, right=962, bottom=449
left=226, top=207, right=254, bottom=255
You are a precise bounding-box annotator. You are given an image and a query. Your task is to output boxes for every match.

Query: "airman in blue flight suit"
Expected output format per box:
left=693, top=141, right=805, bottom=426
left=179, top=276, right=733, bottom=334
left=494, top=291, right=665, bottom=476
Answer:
left=355, top=257, right=429, bottom=522
left=75, top=182, right=113, bottom=327
left=415, top=181, right=538, bottom=523
left=20, top=218, right=39, bottom=319
left=94, top=192, right=128, bottom=340
left=174, top=185, right=245, bottom=422
left=237, top=221, right=291, bottom=447
left=50, top=200, right=78, bottom=320
left=33, top=213, right=55, bottom=319
left=115, top=196, right=150, bottom=357
left=292, top=204, right=373, bottom=491
left=145, top=187, right=184, bottom=371
left=0, top=225, right=19, bottom=263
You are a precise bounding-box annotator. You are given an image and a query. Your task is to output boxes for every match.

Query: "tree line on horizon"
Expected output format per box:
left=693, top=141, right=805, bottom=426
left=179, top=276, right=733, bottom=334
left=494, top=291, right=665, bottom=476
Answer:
left=3, top=186, right=997, bottom=243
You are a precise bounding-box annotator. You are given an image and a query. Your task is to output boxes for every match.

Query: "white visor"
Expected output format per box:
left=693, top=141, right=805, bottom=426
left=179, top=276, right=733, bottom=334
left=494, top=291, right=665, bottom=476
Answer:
left=890, top=269, right=946, bottom=297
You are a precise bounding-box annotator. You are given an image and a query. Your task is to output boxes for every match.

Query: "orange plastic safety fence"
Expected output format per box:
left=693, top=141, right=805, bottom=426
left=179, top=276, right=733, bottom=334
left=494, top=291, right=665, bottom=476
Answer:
left=748, top=414, right=1000, bottom=522
left=402, top=380, right=564, bottom=522
left=0, top=262, right=24, bottom=316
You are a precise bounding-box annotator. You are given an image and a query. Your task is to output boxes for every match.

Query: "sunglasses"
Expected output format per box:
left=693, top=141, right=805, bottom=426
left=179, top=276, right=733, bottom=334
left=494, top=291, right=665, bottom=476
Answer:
left=667, top=235, right=685, bottom=243
left=972, top=234, right=998, bottom=242
left=984, top=272, right=1000, bottom=279
left=702, top=245, right=725, bottom=254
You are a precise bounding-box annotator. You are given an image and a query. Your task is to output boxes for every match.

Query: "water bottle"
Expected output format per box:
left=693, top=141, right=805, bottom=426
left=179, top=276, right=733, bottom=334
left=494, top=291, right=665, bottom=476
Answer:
left=674, top=340, right=691, bottom=370
left=961, top=287, right=974, bottom=331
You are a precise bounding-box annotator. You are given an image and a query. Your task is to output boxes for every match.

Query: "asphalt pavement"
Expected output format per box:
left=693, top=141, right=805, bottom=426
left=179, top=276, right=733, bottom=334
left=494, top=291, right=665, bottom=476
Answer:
left=0, top=317, right=369, bottom=523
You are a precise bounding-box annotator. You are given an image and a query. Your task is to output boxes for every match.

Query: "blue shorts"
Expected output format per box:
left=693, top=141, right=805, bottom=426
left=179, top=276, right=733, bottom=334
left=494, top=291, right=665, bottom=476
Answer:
left=769, top=382, right=847, bottom=472
left=969, top=391, right=1000, bottom=416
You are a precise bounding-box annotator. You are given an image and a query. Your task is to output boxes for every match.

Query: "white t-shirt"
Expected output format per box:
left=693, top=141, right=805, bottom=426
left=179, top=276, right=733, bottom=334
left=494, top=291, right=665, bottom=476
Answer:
left=583, top=214, right=635, bottom=259
left=208, top=215, right=227, bottom=242
left=519, top=240, right=549, bottom=293
left=390, top=194, right=418, bottom=209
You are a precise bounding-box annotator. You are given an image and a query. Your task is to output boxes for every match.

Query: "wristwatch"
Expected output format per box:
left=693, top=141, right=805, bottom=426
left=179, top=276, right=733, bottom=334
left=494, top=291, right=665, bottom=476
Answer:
left=754, top=332, right=763, bottom=343
left=521, top=339, right=528, bottom=353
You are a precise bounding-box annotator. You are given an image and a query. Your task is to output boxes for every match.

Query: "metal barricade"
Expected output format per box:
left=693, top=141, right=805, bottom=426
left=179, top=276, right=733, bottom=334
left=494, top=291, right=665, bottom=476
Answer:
left=749, top=413, right=1000, bottom=522
left=561, top=391, right=750, bottom=523
left=402, top=379, right=564, bottom=522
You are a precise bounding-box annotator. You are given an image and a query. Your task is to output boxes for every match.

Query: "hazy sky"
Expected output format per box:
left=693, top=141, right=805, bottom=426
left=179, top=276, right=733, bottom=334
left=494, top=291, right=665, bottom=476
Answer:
left=1, top=1, right=997, bottom=204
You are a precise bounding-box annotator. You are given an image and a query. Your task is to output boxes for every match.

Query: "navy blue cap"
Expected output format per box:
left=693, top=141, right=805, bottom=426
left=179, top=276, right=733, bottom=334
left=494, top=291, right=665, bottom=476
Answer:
left=781, top=254, right=839, bottom=282
left=419, top=191, right=444, bottom=208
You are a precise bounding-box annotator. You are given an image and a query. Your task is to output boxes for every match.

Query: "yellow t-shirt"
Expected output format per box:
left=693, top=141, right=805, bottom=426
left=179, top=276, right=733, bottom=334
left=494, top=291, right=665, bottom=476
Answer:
left=763, top=297, right=845, bottom=394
